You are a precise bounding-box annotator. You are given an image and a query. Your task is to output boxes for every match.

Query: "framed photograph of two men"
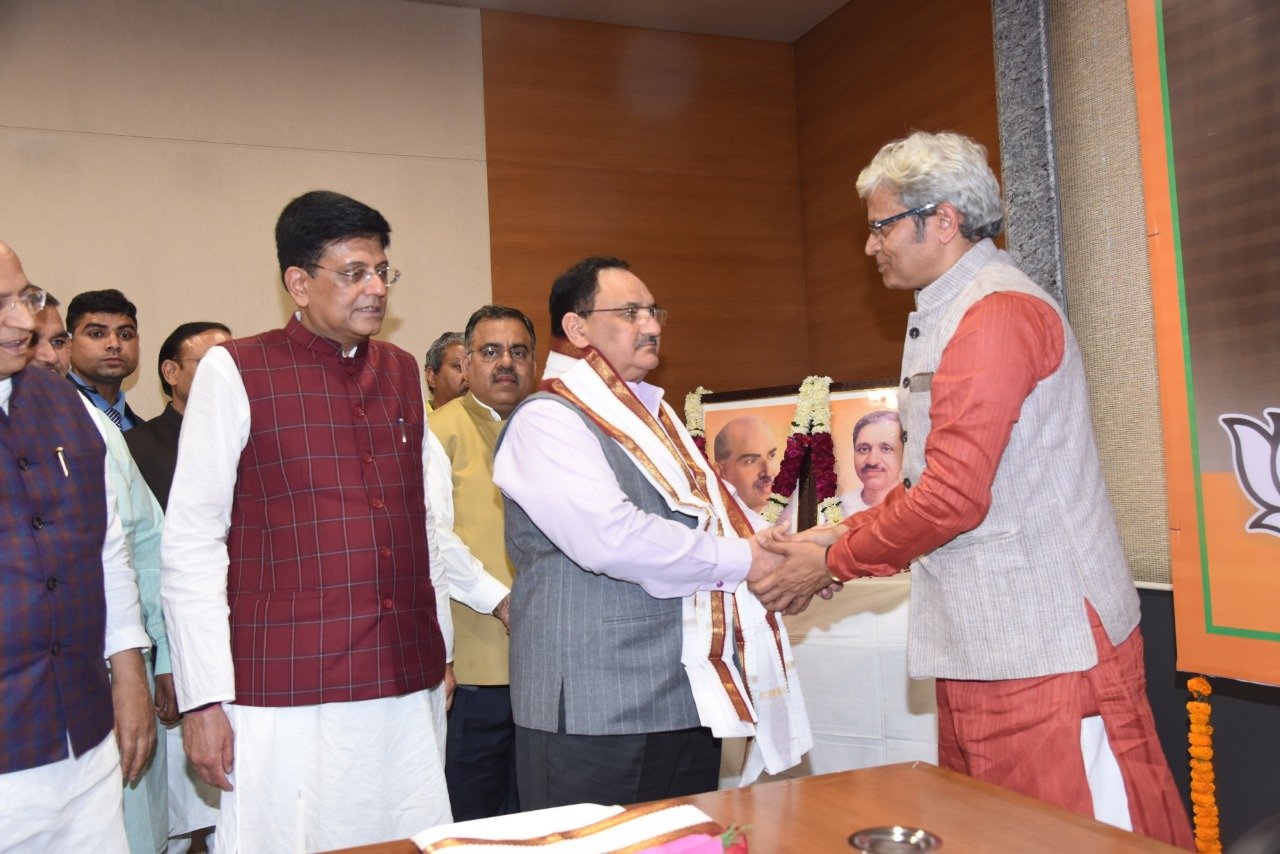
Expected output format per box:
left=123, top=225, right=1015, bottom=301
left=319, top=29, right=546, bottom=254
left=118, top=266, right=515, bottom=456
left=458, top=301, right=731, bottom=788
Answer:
left=1131, top=0, right=1280, bottom=684
left=703, top=380, right=901, bottom=528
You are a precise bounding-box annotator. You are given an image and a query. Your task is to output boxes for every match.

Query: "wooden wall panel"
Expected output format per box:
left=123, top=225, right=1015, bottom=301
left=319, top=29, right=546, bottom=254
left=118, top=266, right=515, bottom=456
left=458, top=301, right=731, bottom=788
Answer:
left=483, top=11, right=808, bottom=402
left=794, top=0, right=1002, bottom=382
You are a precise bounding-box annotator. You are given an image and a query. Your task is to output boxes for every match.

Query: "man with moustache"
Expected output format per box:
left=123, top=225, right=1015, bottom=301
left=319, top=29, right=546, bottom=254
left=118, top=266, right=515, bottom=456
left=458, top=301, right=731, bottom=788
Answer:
left=840, top=410, right=903, bottom=514
left=29, top=289, right=173, bottom=852
left=160, top=191, right=453, bottom=850
left=66, top=289, right=145, bottom=430
left=427, top=304, right=536, bottom=819
left=0, top=242, right=152, bottom=850
left=712, top=416, right=780, bottom=522
left=493, top=256, right=810, bottom=809
left=752, top=132, right=1190, bottom=846
left=424, top=330, right=468, bottom=410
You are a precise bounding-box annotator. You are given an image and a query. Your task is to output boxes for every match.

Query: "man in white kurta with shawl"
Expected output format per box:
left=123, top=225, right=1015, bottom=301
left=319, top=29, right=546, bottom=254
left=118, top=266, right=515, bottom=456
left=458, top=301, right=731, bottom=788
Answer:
left=493, top=256, right=811, bottom=809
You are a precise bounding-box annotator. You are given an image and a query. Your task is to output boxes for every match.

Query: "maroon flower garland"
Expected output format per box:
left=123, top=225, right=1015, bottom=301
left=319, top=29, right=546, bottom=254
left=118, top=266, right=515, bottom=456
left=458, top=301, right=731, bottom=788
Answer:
left=764, top=431, right=810, bottom=521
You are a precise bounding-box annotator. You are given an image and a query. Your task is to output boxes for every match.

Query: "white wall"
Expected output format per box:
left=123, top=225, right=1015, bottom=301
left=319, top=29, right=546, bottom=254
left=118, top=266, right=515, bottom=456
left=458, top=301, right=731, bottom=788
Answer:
left=0, top=0, right=492, bottom=415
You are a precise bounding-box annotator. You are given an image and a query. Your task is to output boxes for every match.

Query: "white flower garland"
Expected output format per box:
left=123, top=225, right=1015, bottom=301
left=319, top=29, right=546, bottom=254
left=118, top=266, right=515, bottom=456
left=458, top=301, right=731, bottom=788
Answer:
left=684, top=386, right=713, bottom=439
left=805, top=377, right=845, bottom=526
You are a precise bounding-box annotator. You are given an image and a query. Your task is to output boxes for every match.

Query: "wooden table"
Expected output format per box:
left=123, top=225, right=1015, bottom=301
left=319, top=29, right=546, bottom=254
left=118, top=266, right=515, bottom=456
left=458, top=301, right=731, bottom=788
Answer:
left=329, top=762, right=1183, bottom=853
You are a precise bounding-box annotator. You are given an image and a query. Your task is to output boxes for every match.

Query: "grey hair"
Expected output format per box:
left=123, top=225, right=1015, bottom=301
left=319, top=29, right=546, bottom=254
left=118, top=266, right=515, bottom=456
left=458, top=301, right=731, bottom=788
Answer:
left=424, top=331, right=465, bottom=371
left=856, top=131, right=1004, bottom=241
left=851, top=409, right=901, bottom=445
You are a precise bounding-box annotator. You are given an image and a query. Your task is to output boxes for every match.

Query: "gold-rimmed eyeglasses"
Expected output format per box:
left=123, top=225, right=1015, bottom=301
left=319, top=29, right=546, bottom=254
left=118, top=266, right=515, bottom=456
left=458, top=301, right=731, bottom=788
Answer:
left=469, top=343, right=534, bottom=363
left=3, top=288, right=46, bottom=317
left=310, top=264, right=402, bottom=288
left=577, top=305, right=668, bottom=325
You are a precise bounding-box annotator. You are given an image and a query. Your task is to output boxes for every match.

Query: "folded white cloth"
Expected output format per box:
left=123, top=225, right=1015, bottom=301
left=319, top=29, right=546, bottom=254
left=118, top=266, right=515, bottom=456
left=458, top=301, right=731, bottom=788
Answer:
left=412, top=802, right=720, bottom=852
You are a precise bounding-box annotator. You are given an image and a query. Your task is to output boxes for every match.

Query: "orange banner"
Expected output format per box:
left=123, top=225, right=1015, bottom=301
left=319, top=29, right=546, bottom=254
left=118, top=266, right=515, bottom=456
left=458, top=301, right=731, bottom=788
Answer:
left=1129, top=0, right=1280, bottom=684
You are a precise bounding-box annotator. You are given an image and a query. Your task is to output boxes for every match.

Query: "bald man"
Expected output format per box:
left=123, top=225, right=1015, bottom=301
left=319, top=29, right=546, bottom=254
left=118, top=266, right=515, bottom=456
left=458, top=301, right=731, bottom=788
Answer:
left=712, top=416, right=780, bottom=518
left=0, top=242, right=151, bottom=850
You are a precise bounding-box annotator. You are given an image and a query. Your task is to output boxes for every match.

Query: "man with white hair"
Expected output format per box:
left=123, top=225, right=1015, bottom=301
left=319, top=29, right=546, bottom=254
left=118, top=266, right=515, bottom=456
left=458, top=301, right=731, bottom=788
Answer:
left=424, top=331, right=468, bottom=410
left=0, top=242, right=151, bottom=851
left=753, top=132, right=1191, bottom=847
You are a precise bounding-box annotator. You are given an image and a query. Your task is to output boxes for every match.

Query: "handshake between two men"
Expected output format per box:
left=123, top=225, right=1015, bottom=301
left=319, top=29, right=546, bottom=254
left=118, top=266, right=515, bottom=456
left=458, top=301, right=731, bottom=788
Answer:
left=745, top=524, right=848, bottom=615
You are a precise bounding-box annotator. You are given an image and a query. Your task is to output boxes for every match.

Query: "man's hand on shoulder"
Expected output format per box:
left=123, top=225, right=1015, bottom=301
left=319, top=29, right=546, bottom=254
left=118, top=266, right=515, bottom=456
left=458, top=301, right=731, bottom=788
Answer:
left=183, top=703, right=235, bottom=792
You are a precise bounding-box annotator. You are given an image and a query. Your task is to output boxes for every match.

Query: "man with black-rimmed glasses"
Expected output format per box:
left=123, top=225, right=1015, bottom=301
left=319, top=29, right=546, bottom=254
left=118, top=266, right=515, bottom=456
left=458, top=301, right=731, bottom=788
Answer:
left=754, top=131, right=1192, bottom=848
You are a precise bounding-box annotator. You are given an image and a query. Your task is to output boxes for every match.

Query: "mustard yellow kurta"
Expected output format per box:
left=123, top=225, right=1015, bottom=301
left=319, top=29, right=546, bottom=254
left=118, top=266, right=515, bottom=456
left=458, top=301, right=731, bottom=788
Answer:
left=429, top=394, right=515, bottom=685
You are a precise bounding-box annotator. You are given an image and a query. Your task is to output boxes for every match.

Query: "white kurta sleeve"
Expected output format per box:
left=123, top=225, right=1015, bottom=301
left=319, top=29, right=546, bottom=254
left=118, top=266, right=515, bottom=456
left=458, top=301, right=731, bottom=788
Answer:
left=426, top=431, right=510, bottom=615
left=77, top=397, right=149, bottom=659
left=160, top=346, right=249, bottom=711
left=492, top=398, right=751, bottom=599
left=423, top=413, right=454, bottom=664
left=102, top=461, right=150, bottom=658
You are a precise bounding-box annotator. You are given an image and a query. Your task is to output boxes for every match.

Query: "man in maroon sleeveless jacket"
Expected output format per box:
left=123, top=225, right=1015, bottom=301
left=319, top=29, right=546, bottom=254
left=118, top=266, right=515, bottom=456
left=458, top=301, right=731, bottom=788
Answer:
left=0, top=241, right=153, bottom=850
left=160, top=192, right=454, bottom=851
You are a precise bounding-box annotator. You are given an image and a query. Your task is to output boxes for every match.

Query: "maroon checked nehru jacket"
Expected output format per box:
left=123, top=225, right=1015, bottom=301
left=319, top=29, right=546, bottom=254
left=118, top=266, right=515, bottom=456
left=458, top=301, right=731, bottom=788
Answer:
left=221, top=315, right=444, bottom=706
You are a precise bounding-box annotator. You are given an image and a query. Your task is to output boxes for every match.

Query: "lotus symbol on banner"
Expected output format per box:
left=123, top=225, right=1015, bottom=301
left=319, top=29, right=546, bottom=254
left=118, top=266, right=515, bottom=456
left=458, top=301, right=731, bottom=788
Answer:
left=1219, top=408, right=1280, bottom=537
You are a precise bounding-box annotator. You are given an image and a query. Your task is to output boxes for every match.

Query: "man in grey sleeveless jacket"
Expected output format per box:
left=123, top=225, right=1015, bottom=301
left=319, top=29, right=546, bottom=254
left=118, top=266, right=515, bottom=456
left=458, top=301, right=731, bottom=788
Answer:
left=492, top=257, right=792, bottom=809
left=753, top=133, right=1191, bottom=848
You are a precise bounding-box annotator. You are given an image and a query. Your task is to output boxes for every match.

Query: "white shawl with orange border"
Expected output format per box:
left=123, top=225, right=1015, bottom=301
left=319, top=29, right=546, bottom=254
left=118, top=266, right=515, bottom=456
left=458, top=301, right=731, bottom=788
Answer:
left=543, top=343, right=811, bottom=782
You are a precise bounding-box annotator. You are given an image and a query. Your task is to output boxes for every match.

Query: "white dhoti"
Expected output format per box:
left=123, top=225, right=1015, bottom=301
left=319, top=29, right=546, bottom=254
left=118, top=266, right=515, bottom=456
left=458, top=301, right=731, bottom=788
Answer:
left=0, top=734, right=128, bottom=853
left=211, top=685, right=451, bottom=853
left=166, top=719, right=221, bottom=846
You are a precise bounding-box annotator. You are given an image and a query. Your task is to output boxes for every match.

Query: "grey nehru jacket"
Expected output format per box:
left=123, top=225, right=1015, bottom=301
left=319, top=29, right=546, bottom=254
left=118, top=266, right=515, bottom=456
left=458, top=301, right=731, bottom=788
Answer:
left=899, top=239, right=1140, bottom=682
left=499, top=392, right=703, bottom=736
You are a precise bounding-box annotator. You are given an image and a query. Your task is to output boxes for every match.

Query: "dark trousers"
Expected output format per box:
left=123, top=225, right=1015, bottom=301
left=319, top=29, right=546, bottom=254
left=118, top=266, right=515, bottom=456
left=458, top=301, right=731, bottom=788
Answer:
left=514, top=724, right=721, bottom=810
left=445, top=685, right=520, bottom=820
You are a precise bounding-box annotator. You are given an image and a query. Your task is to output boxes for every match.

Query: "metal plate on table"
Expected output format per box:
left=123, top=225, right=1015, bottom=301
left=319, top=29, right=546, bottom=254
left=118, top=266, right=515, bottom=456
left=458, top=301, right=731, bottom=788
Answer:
left=849, top=825, right=942, bottom=852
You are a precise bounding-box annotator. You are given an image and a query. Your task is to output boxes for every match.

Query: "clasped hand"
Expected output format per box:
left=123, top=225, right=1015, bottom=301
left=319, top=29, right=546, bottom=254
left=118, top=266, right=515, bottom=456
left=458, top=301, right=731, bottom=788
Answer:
left=746, top=524, right=844, bottom=614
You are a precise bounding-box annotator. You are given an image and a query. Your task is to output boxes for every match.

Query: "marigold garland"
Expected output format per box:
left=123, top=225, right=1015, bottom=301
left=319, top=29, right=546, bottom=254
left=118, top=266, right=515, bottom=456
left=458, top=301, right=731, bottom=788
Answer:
left=1186, top=675, right=1221, bottom=853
